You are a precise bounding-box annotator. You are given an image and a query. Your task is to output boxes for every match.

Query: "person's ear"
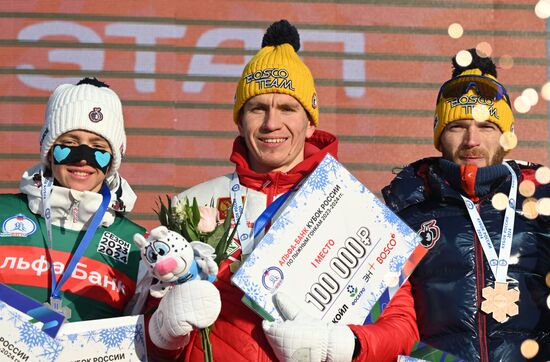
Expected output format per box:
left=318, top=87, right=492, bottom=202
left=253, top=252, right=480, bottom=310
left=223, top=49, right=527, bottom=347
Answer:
left=47, top=150, right=53, bottom=165
left=305, top=119, right=316, bottom=138
left=237, top=110, right=245, bottom=136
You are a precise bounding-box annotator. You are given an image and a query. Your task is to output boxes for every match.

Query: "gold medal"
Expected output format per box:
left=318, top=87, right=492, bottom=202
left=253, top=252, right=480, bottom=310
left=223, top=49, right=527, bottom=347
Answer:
left=480, top=282, right=519, bottom=323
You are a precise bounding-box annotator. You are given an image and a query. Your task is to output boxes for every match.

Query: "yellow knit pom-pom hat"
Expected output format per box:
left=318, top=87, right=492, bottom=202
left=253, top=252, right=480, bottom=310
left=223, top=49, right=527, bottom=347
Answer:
left=233, top=20, right=318, bottom=125
left=433, top=49, right=514, bottom=150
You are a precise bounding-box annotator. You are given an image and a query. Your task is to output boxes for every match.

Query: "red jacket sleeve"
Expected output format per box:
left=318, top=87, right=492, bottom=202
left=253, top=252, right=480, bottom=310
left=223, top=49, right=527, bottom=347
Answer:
left=142, top=294, right=188, bottom=361
left=349, top=280, right=419, bottom=361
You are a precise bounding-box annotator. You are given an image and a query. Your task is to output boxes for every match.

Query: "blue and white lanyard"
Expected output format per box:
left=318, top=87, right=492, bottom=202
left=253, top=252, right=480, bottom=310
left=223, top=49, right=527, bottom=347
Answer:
left=230, top=173, right=253, bottom=255
left=40, top=172, right=111, bottom=304
left=230, top=172, right=296, bottom=255
left=253, top=189, right=293, bottom=238
left=460, top=163, right=517, bottom=283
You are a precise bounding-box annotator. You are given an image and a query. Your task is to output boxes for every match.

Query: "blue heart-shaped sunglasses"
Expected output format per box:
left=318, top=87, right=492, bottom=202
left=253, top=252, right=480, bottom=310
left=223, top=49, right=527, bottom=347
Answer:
left=52, top=144, right=112, bottom=174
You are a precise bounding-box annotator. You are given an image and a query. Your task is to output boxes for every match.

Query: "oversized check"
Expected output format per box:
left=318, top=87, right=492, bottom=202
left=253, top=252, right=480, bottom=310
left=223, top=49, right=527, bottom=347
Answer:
left=0, top=300, right=64, bottom=362
left=0, top=284, right=65, bottom=362
left=232, top=154, right=421, bottom=324
left=0, top=284, right=147, bottom=361
left=56, top=315, right=147, bottom=362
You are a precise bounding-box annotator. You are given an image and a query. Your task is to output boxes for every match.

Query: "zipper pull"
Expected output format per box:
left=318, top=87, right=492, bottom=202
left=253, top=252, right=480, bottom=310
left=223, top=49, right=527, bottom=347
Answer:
left=261, top=179, right=272, bottom=190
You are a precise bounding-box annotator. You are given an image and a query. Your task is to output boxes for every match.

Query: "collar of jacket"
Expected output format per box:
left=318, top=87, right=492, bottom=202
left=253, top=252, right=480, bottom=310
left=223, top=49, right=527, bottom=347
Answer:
left=437, top=159, right=511, bottom=201
left=229, top=129, right=339, bottom=193
left=19, top=163, right=137, bottom=229
left=383, top=157, right=523, bottom=213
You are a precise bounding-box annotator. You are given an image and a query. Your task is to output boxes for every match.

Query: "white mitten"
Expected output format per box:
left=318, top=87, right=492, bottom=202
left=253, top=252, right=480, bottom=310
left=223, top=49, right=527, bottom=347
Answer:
left=262, top=292, right=355, bottom=362
left=149, top=280, right=221, bottom=350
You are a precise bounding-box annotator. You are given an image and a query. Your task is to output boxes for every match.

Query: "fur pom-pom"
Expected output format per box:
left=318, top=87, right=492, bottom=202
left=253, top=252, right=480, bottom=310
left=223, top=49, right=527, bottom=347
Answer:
left=261, top=19, right=300, bottom=52
left=452, top=48, right=497, bottom=78
left=76, top=77, right=110, bottom=88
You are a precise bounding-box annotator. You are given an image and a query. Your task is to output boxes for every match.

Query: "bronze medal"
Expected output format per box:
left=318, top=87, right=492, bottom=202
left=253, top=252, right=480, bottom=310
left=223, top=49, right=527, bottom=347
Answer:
left=480, top=282, right=519, bottom=323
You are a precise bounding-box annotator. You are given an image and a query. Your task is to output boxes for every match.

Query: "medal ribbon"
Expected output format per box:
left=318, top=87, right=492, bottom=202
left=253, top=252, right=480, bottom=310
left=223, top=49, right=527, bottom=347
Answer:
left=253, top=189, right=293, bottom=238
left=230, top=173, right=296, bottom=254
left=230, top=173, right=253, bottom=255
left=460, top=162, right=517, bottom=283
left=40, top=172, right=111, bottom=301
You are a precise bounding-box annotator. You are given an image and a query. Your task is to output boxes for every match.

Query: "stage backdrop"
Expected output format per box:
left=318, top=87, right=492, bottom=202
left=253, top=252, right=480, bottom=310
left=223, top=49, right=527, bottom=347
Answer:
left=1, top=0, right=548, bottom=228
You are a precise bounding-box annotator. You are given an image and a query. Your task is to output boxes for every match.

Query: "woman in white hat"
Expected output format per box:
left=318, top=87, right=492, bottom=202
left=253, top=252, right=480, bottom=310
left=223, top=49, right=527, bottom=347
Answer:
left=0, top=78, right=144, bottom=323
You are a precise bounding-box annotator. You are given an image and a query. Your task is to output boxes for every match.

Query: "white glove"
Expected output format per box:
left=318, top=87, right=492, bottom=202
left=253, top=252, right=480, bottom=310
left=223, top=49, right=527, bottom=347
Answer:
left=262, top=292, right=355, bottom=362
left=149, top=280, right=221, bottom=350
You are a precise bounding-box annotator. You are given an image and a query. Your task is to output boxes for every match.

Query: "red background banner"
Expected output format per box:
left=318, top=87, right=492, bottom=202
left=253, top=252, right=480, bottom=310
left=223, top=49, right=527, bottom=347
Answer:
left=1, top=1, right=548, bottom=229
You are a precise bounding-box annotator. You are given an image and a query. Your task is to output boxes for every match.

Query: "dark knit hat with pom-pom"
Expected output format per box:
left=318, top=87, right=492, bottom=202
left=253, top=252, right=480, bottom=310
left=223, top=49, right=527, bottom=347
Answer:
left=433, top=48, right=514, bottom=150
left=233, top=19, right=318, bottom=125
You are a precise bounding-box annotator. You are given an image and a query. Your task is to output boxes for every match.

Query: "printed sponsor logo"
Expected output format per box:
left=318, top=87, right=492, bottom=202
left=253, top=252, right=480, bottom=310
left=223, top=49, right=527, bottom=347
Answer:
left=417, top=219, right=440, bottom=249
left=244, top=67, right=295, bottom=91
left=1, top=214, right=37, bottom=237
left=446, top=96, right=499, bottom=120
left=0, top=246, right=135, bottom=309
left=97, top=231, right=131, bottom=264
left=88, top=107, right=103, bottom=122
left=332, top=303, right=348, bottom=323
left=261, top=266, right=284, bottom=291
left=346, top=284, right=358, bottom=297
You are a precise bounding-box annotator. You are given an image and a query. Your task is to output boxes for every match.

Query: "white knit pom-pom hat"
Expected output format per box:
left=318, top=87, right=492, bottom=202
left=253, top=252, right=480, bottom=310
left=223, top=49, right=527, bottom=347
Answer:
left=39, top=78, right=126, bottom=175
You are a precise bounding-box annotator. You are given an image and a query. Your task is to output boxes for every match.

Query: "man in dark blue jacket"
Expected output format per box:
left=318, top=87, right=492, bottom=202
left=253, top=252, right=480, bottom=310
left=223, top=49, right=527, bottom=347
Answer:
left=383, top=48, right=550, bottom=362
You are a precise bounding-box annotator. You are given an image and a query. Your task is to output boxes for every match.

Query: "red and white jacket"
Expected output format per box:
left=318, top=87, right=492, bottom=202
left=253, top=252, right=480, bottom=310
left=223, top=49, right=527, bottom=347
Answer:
left=155, top=130, right=419, bottom=361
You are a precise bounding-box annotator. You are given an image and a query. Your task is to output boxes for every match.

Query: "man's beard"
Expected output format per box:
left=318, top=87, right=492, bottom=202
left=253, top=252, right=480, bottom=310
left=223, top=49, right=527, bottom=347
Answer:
left=489, top=147, right=507, bottom=165
left=444, top=146, right=507, bottom=166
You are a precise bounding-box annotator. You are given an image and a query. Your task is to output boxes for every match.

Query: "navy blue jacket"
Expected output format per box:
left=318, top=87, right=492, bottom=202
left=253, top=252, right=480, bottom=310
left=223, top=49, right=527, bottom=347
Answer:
left=383, top=157, right=550, bottom=362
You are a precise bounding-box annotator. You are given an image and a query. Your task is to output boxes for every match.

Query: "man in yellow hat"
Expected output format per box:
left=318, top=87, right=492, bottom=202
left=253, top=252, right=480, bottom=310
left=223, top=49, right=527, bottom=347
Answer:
left=151, top=19, right=420, bottom=361
left=383, top=48, right=550, bottom=361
